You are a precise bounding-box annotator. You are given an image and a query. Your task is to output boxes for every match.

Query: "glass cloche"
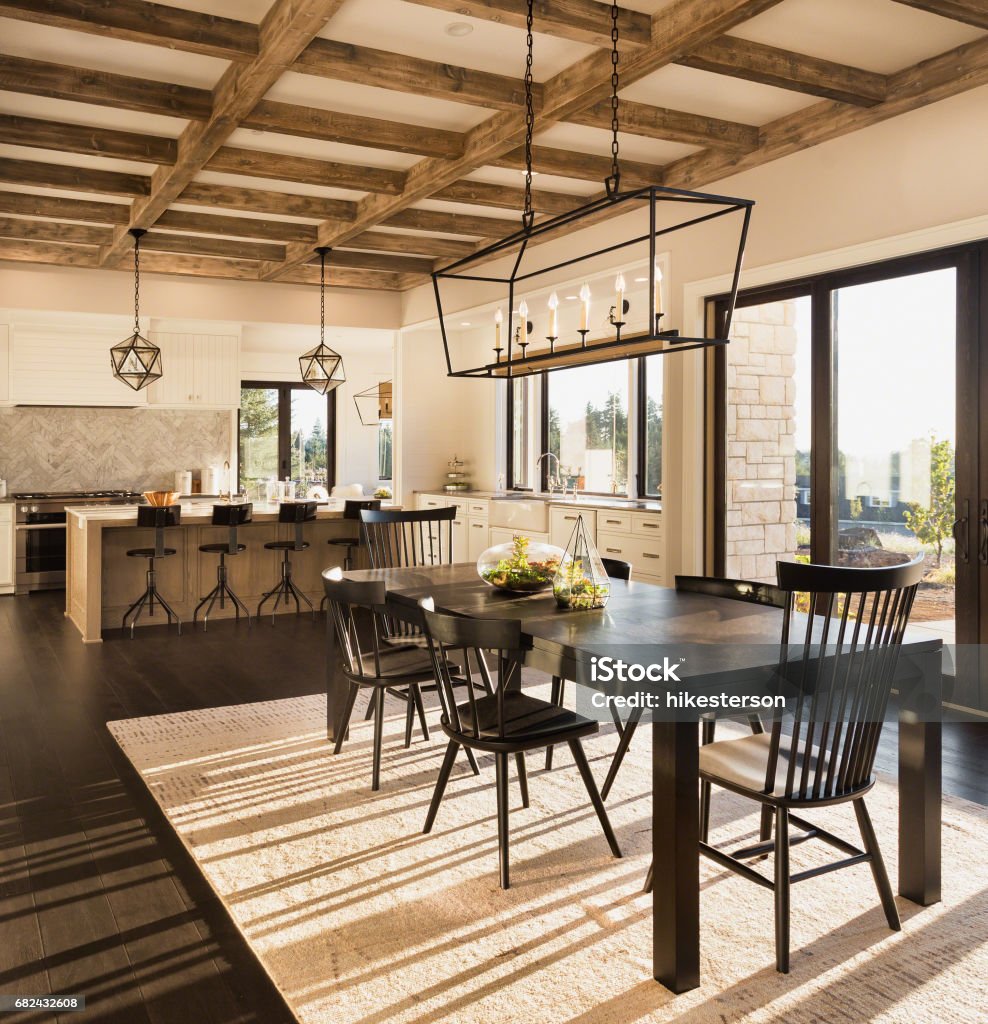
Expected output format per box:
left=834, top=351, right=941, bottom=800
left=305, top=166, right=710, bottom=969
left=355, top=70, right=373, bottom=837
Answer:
left=477, top=535, right=564, bottom=593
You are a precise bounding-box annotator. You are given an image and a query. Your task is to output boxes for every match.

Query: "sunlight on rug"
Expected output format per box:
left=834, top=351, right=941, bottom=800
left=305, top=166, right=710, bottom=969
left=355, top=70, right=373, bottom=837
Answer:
left=109, top=692, right=988, bottom=1024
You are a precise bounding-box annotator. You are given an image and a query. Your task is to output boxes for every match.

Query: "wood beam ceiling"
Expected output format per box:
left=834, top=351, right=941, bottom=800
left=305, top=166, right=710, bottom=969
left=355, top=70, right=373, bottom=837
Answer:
left=0, top=157, right=150, bottom=196
left=0, top=114, right=177, bottom=165
left=98, top=0, right=351, bottom=265
left=176, top=182, right=356, bottom=222
left=262, top=0, right=784, bottom=279
left=568, top=100, right=759, bottom=150
left=0, top=192, right=130, bottom=224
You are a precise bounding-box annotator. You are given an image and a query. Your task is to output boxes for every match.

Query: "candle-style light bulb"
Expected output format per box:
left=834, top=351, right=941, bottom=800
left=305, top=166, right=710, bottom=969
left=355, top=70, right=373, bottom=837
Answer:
left=547, top=291, right=559, bottom=337
left=579, top=282, right=591, bottom=331
left=518, top=299, right=529, bottom=349
left=654, top=262, right=663, bottom=317
left=614, top=272, right=626, bottom=322
left=494, top=306, right=503, bottom=346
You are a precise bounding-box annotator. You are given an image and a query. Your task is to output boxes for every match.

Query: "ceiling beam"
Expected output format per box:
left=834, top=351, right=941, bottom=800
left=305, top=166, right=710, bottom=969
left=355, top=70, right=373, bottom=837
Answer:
left=569, top=99, right=759, bottom=150
left=0, top=215, right=112, bottom=246
left=141, top=231, right=286, bottom=262
left=204, top=147, right=406, bottom=196
left=677, top=36, right=889, bottom=107
left=0, top=192, right=130, bottom=223
left=0, top=113, right=177, bottom=165
left=0, top=54, right=212, bottom=121
left=0, top=157, right=150, bottom=197
left=432, top=180, right=585, bottom=216
left=295, top=37, right=532, bottom=110
left=242, top=101, right=465, bottom=159
left=309, top=250, right=437, bottom=275
left=400, top=0, right=651, bottom=48
left=0, top=237, right=98, bottom=266
left=177, top=182, right=356, bottom=222
left=383, top=208, right=516, bottom=237
left=0, top=0, right=259, bottom=61
left=156, top=209, right=319, bottom=243
left=891, top=0, right=988, bottom=30
left=99, top=0, right=350, bottom=266
left=342, top=231, right=476, bottom=258
left=492, top=145, right=662, bottom=187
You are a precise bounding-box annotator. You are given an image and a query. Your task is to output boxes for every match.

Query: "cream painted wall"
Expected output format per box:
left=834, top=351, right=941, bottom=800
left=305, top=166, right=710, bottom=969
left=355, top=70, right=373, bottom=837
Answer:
left=399, top=84, right=988, bottom=577
left=0, top=262, right=402, bottom=331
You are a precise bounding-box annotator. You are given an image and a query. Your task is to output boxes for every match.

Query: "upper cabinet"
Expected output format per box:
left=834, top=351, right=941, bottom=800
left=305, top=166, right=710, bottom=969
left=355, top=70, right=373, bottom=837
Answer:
left=147, top=332, right=240, bottom=409
left=9, top=322, right=148, bottom=407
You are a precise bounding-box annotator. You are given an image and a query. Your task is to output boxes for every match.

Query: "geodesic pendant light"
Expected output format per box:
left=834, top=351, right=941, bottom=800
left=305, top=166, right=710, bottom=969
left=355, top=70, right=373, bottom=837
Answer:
left=110, top=229, right=162, bottom=391
left=299, top=246, right=346, bottom=395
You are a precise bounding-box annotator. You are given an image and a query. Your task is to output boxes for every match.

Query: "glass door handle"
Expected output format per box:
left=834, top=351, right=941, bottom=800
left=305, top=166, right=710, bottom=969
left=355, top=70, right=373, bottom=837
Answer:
left=953, top=499, right=969, bottom=563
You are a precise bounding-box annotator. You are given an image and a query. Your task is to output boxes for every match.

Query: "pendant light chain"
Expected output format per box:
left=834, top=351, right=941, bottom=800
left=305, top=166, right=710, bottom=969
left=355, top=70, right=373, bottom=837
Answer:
left=320, top=248, right=326, bottom=344
left=606, top=0, right=621, bottom=197
left=522, top=0, right=535, bottom=233
left=133, top=230, right=142, bottom=334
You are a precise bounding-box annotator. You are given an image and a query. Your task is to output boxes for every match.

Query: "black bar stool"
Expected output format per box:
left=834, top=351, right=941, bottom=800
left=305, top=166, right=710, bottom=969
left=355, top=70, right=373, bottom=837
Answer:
left=195, top=502, right=253, bottom=631
left=329, top=498, right=381, bottom=571
left=123, top=504, right=182, bottom=638
left=258, top=500, right=317, bottom=622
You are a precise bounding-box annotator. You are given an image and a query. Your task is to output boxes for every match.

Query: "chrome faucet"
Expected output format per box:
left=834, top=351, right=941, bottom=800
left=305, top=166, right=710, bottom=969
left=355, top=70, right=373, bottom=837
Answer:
left=535, top=452, right=561, bottom=495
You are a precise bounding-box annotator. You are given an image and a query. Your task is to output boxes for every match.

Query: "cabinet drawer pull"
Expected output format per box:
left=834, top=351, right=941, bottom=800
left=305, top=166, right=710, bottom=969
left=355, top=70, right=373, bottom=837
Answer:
left=643, top=552, right=660, bottom=559
left=605, top=547, right=622, bottom=554
left=640, top=521, right=658, bottom=529
left=604, top=518, right=622, bottom=525
left=563, top=514, right=577, bottom=521
left=471, top=523, right=484, bottom=529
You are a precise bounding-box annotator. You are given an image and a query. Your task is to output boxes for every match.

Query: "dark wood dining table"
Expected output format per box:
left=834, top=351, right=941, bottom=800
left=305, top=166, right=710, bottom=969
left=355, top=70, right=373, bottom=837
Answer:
left=324, top=563, right=943, bottom=994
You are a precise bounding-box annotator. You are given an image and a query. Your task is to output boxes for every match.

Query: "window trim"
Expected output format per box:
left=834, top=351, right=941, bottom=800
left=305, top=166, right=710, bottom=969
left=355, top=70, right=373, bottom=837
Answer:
left=238, top=380, right=337, bottom=493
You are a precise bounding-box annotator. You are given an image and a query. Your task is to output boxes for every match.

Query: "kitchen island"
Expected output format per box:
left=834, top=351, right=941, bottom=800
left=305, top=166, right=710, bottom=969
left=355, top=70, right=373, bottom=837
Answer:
left=65, top=500, right=377, bottom=642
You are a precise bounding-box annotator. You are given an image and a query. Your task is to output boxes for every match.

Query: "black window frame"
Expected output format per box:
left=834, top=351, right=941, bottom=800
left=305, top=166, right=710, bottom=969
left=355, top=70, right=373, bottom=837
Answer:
left=507, top=360, right=662, bottom=498
left=238, top=380, right=337, bottom=493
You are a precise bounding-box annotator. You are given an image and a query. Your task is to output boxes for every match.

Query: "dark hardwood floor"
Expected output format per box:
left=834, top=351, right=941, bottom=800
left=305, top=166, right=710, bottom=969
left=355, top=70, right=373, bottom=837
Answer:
left=0, top=591, right=985, bottom=1023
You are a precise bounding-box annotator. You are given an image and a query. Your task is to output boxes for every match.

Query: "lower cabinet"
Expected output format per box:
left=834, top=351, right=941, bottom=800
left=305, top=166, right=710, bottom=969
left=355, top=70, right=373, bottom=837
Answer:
left=489, top=527, right=550, bottom=548
left=466, top=516, right=489, bottom=561
left=0, top=504, right=14, bottom=594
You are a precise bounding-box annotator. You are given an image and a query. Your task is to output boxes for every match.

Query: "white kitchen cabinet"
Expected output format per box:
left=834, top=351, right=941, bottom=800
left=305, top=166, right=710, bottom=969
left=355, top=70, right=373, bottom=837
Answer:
left=598, top=511, right=664, bottom=585
left=0, top=504, right=13, bottom=594
left=451, top=512, right=468, bottom=562
left=10, top=322, right=148, bottom=406
left=147, top=333, right=240, bottom=408
left=549, top=506, right=596, bottom=548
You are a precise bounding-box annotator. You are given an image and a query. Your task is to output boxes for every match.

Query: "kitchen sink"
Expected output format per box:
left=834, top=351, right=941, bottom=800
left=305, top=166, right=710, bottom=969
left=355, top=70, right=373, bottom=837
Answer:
left=488, top=496, right=550, bottom=532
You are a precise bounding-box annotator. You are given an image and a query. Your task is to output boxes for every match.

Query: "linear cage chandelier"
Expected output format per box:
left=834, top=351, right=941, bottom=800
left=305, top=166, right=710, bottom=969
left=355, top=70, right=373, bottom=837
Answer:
left=110, top=228, right=163, bottom=391
left=431, top=1, right=753, bottom=380
left=300, top=246, right=346, bottom=394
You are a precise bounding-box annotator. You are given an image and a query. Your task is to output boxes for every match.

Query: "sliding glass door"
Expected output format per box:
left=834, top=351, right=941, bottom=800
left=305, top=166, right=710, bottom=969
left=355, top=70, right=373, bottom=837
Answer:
left=709, top=242, right=988, bottom=711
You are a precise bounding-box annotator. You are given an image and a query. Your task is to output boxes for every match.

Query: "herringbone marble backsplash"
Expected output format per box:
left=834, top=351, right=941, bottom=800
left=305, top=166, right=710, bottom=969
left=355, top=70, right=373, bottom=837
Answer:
left=0, top=407, right=232, bottom=492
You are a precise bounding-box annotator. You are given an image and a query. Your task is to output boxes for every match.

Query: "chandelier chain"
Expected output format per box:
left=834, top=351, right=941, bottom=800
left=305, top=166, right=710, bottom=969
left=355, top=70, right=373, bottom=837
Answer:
left=607, top=0, right=621, bottom=196
left=320, top=249, right=326, bottom=343
left=522, top=0, right=535, bottom=232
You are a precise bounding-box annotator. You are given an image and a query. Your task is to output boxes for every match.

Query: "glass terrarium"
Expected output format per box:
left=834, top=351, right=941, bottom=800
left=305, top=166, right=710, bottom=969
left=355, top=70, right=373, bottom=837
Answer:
left=477, top=535, right=564, bottom=593
left=553, top=514, right=610, bottom=610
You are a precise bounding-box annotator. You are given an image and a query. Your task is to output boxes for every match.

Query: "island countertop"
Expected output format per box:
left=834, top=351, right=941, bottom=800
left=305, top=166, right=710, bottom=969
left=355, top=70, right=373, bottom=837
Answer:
left=65, top=500, right=397, bottom=642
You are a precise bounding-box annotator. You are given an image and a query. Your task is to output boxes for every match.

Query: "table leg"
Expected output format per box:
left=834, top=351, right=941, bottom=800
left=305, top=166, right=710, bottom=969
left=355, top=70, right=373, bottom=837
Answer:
left=652, top=720, right=700, bottom=992
left=326, top=607, right=348, bottom=743
left=898, top=648, right=942, bottom=905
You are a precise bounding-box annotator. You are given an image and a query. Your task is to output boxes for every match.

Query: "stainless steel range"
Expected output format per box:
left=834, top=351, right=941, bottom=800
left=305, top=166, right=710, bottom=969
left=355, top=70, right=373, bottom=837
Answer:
left=14, top=490, right=142, bottom=594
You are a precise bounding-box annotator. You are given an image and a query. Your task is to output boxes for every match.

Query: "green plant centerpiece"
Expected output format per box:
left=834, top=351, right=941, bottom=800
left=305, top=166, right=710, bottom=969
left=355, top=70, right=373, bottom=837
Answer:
left=552, top=513, right=610, bottom=610
left=477, top=535, right=563, bottom=593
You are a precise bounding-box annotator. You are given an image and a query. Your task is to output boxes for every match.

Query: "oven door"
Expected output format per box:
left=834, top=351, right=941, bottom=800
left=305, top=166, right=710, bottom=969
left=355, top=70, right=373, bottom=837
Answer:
left=15, top=522, right=68, bottom=593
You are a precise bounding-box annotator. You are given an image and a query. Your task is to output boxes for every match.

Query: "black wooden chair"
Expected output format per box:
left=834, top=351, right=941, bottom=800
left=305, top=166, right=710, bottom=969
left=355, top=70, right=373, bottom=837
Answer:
left=545, top=556, right=633, bottom=771
left=648, top=556, right=925, bottom=974
left=419, top=601, right=621, bottom=889
left=323, top=568, right=437, bottom=791
left=329, top=498, right=381, bottom=571
left=599, top=574, right=787, bottom=807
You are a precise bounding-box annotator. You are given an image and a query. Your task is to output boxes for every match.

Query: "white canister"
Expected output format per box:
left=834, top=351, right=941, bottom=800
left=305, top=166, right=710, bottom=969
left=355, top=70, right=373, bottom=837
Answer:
left=201, top=467, right=219, bottom=494
left=175, top=470, right=192, bottom=495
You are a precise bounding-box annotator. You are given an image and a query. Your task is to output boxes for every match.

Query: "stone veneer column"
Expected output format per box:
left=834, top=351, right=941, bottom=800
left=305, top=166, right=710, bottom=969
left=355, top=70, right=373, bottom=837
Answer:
left=725, top=302, right=798, bottom=582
